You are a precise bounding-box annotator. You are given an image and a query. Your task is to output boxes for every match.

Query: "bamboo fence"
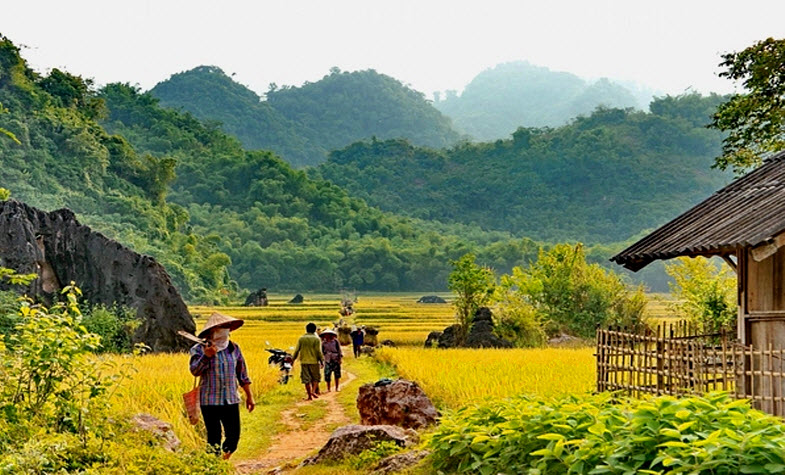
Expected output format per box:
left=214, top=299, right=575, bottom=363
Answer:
left=596, top=322, right=785, bottom=417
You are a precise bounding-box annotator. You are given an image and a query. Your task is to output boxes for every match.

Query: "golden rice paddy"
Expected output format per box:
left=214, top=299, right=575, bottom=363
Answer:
left=108, top=291, right=673, bottom=458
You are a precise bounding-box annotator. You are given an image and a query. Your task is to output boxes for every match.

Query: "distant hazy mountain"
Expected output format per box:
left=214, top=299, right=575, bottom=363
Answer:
left=433, top=61, right=646, bottom=141
left=151, top=67, right=462, bottom=167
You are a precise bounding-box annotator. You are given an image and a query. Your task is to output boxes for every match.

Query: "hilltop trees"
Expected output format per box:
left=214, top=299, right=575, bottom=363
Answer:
left=101, top=76, right=541, bottom=293
left=317, top=93, right=729, bottom=243
left=433, top=61, right=644, bottom=140
left=151, top=66, right=462, bottom=166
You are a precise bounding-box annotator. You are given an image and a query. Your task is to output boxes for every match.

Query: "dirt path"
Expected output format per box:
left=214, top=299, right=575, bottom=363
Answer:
left=236, top=371, right=357, bottom=474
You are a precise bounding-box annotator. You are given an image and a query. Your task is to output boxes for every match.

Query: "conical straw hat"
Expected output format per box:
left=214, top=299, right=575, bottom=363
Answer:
left=198, top=312, right=244, bottom=338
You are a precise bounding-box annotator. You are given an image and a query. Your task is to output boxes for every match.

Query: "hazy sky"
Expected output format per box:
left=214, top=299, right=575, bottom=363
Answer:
left=3, top=0, right=785, bottom=99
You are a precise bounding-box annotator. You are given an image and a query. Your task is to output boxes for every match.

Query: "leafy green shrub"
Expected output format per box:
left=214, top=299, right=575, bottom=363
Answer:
left=493, top=276, right=546, bottom=348
left=0, top=290, right=21, bottom=343
left=82, top=304, right=140, bottom=353
left=428, top=392, right=785, bottom=474
left=0, top=281, right=231, bottom=473
left=665, top=256, right=736, bottom=332
left=0, top=428, right=231, bottom=475
left=448, top=253, right=496, bottom=344
left=497, top=243, right=646, bottom=338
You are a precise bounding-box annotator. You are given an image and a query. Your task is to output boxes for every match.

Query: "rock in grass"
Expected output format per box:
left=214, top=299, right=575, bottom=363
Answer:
left=301, top=425, right=417, bottom=465
left=372, top=450, right=431, bottom=474
left=357, top=379, right=439, bottom=429
left=131, top=413, right=180, bottom=451
left=417, top=295, right=446, bottom=303
left=424, top=331, right=442, bottom=347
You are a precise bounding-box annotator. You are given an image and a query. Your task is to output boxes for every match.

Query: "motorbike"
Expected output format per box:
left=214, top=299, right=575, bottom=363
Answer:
left=266, top=348, right=294, bottom=384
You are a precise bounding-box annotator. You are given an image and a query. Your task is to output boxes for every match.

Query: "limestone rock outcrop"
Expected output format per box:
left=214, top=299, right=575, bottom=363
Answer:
left=417, top=295, right=446, bottom=303
left=244, top=288, right=268, bottom=306
left=424, top=331, right=442, bottom=348
left=357, top=379, right=439, bottom=429
left=431, top=307, right=512, bottom=349
left=0, top=200, right=195, bottom=351
left=302, top=424, right=417, bottom=465
left=437, top=324, right=461, bottom=348
left=465, top=307, right=513, bottom=348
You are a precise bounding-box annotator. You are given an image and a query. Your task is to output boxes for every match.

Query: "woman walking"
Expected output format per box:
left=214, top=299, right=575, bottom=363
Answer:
left=321, top=329, right=343, bottom=391
left=190, top=312, right=255, bottom=459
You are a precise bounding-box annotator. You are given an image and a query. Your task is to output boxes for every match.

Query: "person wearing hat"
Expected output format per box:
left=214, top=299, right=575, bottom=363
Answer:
left=320, top=328, right=343, bottom=392
left=189, top=312, right=255, bottom=459
left=292, top=322, right=324, bottom=400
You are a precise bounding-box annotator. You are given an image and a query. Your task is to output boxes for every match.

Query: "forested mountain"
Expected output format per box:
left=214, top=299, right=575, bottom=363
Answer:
left=151, top=66, right=462, bottom=167
left=0, top=39, right=228, bottom=303
left=433, top=61, right=647, bottom=140
left=150, top=66, right=317, bottom=167
left=315, top=93, right=730, bottom=244
left=0, top=36, right=541, bottom=299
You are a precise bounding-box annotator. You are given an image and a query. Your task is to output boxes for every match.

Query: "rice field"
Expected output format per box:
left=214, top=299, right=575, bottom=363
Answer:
left=375, top=347, right=596, bottom=408
left=107, top=291, right=678, bottom=461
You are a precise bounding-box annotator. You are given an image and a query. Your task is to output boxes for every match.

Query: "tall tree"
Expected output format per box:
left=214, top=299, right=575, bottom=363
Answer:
left=711, top=37, right=785, bottom=174
left=448, top=253, right=496, bottom=344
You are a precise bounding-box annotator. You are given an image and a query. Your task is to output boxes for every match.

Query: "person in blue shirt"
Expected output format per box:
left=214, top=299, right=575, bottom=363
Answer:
left=350, top=325, right=364, bottom=358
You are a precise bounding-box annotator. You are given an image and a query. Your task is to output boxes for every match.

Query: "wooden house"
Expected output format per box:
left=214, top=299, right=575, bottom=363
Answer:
left=613, top=151, right=785, bottom=350
left=611, top=151, right=785, bottom=413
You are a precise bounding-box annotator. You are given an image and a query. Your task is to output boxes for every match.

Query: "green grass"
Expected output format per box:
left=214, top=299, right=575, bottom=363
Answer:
left=232, top=380, right=302, bottom=462
left=295, top=399, right=329, bottom=431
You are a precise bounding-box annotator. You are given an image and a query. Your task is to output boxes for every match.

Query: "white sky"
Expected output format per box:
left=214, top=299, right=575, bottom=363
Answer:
left=3, top=0, right=785, bottom=98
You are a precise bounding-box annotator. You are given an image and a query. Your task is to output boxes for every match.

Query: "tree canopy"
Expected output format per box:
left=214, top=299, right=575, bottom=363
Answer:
left=316, top=93, right=730, bottom=243
left=711, top=37, right=785, bottom=174
left=151, top=66, right=462, bottom=167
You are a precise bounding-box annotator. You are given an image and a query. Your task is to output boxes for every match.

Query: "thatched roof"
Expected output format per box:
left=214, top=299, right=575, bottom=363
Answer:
left=612, top=151, right=785, bottom=271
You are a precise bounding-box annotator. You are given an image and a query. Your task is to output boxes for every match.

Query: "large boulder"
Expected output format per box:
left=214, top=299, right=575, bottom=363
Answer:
left=432, top=308, right=512, bottom=349
left=288, top=293, right=304, bottom=304
left=302, top=424, right=417, bottom=465
left=437, top=324, right=460, bottom=348
left=0, top=200, right=195, bottom=351
left=465, top=307, right=513, bottom=348
left=417, top=295, right=446, bottom=304
left=424, top=331, right=442, bottom=348
left=244, top=288, right=268, bottom=306
left=357, top=379, right=439, bottom=429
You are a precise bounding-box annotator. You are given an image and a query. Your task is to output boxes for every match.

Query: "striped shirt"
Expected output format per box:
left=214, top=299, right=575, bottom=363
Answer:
left=322, top=338, right=342, bottom=364
left=190, top=342, right=251, bottom=406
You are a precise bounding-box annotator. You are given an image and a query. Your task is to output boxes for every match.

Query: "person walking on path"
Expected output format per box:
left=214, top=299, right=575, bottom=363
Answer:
left=189, top=312, right=255, bottom=460
left=350, top=325, right=364, bottom=358
left=320, top=329, right=343, bottom=392
left=292, top=322, right=324, bottom=400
